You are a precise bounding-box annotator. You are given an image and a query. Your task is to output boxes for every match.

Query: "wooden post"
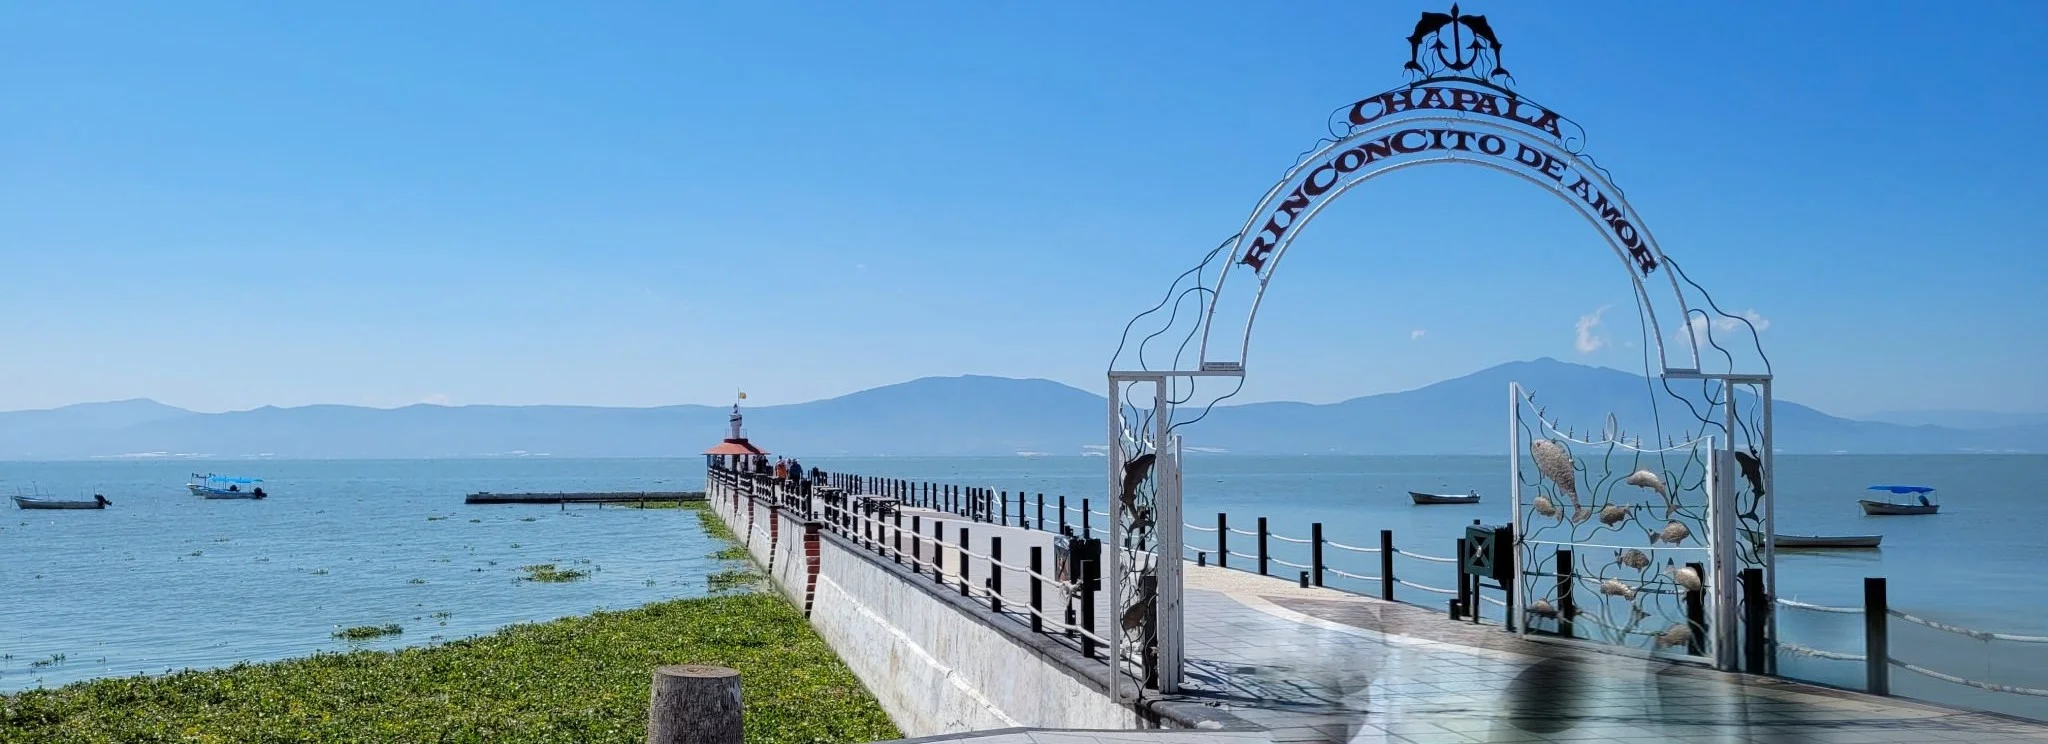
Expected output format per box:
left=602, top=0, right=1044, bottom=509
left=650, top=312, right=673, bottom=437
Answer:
left=1379, top=530, right=1395, bottom=601
left=1216, top=513, right=1229, bottom=569
left=1741, top=567, right=1768, bottom=674
left=1865, top=577, right=1889, bottom=695
left=647, top=665, right=741, bottom=744
left=1556, top=549, right=1575, bottom=638
left=1684, top=561, right=1708, bottom=656
left=1029, top=546, right=1043, bottom=632
left=1311, top=522, right=1325, bottom=587
left=1256, top=516, right=1270, bottom=576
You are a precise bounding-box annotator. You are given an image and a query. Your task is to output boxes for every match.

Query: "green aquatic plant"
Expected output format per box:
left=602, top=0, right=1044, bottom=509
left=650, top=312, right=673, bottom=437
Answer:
left=519, top=517, right=537, bottom=522
left=27, top=654, right=65, bottom=669
left=707, top=569, right=761, bottom=594
left=332, top=625, right=403, bottom=641
left=408, top=578, right=426, bottom=585
left=467, top=518, right=481, bottom=523
left=427, top=516, right=447, bottom=522
left=518, top=564, right=587, bottom=583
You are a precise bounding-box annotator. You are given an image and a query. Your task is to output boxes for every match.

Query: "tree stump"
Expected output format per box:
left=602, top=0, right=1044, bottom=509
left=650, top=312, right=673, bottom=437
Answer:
left=648, top=664, right=742, bottom=744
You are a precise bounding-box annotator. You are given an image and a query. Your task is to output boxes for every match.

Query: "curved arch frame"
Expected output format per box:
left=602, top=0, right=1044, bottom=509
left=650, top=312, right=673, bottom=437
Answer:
left=1102, top=79, right=1777, bottom=700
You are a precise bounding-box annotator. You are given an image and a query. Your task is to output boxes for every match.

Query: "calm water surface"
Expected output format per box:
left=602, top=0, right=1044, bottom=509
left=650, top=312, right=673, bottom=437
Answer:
left=808, top=453, right=2048, bottom=721
left=0, top=459, right=719, bottom=692
left=6, top=455, right=2044, bottom=721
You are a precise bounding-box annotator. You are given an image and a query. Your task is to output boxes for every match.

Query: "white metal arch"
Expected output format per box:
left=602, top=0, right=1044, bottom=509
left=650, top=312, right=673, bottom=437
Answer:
left=1195, top=110, right=1708, bottom=377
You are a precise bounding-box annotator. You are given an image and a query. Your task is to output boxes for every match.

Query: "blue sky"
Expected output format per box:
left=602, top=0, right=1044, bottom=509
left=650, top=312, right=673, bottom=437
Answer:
left=3, top=1, right=2044, bottom=417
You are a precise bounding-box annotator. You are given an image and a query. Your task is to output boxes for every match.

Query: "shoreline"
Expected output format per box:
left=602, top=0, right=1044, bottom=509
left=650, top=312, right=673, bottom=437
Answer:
left=0, top=504, right=900, bottom=743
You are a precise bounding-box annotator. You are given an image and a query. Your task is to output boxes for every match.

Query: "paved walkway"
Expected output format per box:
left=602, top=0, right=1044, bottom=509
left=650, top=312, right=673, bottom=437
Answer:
left=866, top=503, right=2048, bottom=743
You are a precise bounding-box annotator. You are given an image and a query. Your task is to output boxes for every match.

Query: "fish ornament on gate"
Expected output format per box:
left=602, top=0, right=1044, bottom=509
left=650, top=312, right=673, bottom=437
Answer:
left=1649, top=520, right=1691, bottom=546
left=1529, top=439, right=1580, bottom=515
left=1625, top=469, right=1677, bottom=518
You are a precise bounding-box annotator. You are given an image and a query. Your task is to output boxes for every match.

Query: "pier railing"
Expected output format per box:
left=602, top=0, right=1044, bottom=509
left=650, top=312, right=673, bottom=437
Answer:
left=708, top=467, right=1117, bottom=666
left=805, top=471, right=1494, bottom=624
left=1773, top=578, right=2048, bottom=699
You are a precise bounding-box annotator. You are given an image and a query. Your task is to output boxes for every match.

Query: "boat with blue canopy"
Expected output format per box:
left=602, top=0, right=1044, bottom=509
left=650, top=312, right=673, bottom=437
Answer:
left=1860, top=485, right=1936, bottom=516
left=188, top=473, right=268, bottom=500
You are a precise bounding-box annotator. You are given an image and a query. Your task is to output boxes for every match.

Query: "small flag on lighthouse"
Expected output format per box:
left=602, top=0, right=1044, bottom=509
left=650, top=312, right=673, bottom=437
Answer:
left=737, top=390, right=747, bottom=400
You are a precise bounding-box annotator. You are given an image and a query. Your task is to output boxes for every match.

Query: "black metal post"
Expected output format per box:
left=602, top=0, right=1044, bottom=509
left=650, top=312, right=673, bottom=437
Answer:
left=1217, top=513, right=1229, bottom=569
left=1036, top=493, right=1045, bottom=531
left=892, top=511, right=903, bottom=564
left=989, top=537, right=1004, bottom=613
left=1298, top=571, right=1309, bottom=588
left=958, top=527, right=972, bottom=597
left=1741, top=567, right=1768, bottom=674
left=1029, top=546, right=1044, bottom=633
left=911, top=515, right=922, bottom=571
left=1058, top=495, right=1068, bottom=535
left=1557, top=549, right=1575, bottom=637
left=1311, top=522, right=1325, bottom=587
left=931, top=520, right=945, bottom=583
left=1865, top=577, right=1890, bottom=695
left=1379, top=529, right=1395, bottom=601
left=1454, top=537, right=1469, bottom=621
left=1082, top=498, right=1091, bottom=539
left=1684, top=561, right=1708, bottom=656
left=1257, top=516, right=1270, bottom=576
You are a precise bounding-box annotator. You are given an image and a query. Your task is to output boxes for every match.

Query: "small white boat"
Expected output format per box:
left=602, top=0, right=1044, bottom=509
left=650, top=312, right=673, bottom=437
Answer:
left=1410, top=490, right=1480, bottom=505
left=1860, top=485, right=1937, bottom=516
left=13, top=494, right=110, bottom=510
left=189, top=473, right=268, bottom=499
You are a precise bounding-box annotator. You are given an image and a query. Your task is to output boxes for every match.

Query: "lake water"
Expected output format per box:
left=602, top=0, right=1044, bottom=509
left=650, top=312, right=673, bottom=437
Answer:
left=0, top=459, right=721, bottom=692
left=804, top=453, right=2048, bottom=722
left=5, top=455, right=2044, bottom=722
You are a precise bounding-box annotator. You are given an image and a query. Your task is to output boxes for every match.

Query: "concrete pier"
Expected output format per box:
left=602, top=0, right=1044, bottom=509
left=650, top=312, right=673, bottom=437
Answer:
left=462, top=491, right=704, bottom=505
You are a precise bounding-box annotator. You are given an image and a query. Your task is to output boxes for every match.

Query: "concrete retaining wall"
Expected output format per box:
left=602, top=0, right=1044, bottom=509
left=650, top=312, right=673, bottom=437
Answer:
left=706, top=478, right=1141, bottom=737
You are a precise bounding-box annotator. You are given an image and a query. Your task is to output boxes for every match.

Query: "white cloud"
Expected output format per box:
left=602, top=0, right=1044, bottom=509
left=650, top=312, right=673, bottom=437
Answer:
left=1685, top=309, right=1770, bottom=347
left=1410, top=329, right=1427, bottom=340
left=1575, top=305, right=1611, bottom=354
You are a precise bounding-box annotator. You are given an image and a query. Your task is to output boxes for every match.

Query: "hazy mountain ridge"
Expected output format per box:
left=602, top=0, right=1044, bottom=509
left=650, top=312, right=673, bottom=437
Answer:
left=1, top=360, right=2038, bottom=459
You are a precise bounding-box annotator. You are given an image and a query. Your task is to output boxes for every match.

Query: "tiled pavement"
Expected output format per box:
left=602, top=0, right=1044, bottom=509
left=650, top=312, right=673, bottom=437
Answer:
left=857, top=506, right=2048, bottom=744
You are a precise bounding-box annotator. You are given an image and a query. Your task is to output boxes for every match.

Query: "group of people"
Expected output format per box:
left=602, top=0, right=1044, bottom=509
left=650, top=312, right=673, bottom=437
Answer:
left=769, top=456, right=805, bottom=482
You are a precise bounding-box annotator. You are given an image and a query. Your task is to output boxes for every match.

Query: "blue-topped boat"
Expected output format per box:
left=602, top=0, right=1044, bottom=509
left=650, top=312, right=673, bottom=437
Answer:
left=188, top=473, right=268, bottom=500
left=1860, top=485, right=1937, bottom=516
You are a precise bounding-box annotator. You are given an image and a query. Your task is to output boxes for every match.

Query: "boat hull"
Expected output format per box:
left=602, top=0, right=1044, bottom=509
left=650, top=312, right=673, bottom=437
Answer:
left=1859, top=499, right=1937, bottom=516
left=198, top=490, right=265, bottom=500
left=12, top=496, right=105, bottom=510
left=1409, top=491, right=1479, bottom=505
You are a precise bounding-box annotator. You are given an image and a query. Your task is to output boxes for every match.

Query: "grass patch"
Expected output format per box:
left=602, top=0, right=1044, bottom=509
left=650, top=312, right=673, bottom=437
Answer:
left=332, top=624, right=402, bottom=641
left=518, top=564, right=588, bottom=583
left=683, top=502, right=738, bottom=544
left=707, top=569, right=761, bottom=594
left=615, top=500, right=685, bottom=509
left=0, top=594, right=897, bottom=744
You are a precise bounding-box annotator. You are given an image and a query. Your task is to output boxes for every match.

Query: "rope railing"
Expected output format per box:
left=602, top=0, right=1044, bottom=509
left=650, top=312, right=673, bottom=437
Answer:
left=1326, top=567, right=1381, bottom=582
left=1394, top=548, right=1456, bottom=564
left=1183, top=523, right=1218, bottom=532
left=1270, top=558, right=1310, bottom=570
left=1397, top=579, right=1456, bottom=595
left=1227, top=527, right=1259, bottom=537
left=1777, top=641, right=1865, bottom=662
left=1887, top=610, right=2048, bottom=644
left=1269, top=534, right=1311, bottom=545
left=1890, top=659, right=2048, bottom=698
left=1776, top=597, right=1861, bottom=615
left=1325, top=540, right=1381, bottom=554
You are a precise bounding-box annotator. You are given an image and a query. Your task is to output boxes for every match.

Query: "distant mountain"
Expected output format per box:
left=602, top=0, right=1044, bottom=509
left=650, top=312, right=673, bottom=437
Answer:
left=1861, top=410, right=2048, bottom=430
left=1, top=361, right=2040, bottom=459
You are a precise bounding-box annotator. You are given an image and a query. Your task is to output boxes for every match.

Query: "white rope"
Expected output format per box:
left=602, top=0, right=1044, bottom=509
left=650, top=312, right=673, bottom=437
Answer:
left=1325, top=540, right=1381, bottom=554
left=1776, top=642, right=1865, bottom=662
left=1890, top=659, right=2048, bottom=697
left=1227, top=551, right=1257, bottom=560
left=1270, top=534, right=1311, bottom=544
left=1480, top=594, right=1507, bottom=607
left=1395, top=549, right=1456, bottom=564
left=1326, top=568, right=1381, bottom=582
left=1397, top=579, right=1456, bottom=595
left=1888, top=610, right=2048, bottom=644
left=1271, top=558, right=1310, bottom=569
left=1184, top=523, right=1218, bottom=532
left=1227, top=528, right=1259, bottom=537
left=1776, top=597, right=1862, bottom=615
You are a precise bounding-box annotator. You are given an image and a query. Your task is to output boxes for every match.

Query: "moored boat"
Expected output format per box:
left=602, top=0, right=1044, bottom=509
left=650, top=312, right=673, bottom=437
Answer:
left=1859, top=485, right=1937, bottom=516
left=188, top=473, right=269, bottom=499
left=1410, top=490, right=1480, bottom=505
left=1744, top=528, right=1880, bottom=549
left=13, top=494, right=111, bottom=510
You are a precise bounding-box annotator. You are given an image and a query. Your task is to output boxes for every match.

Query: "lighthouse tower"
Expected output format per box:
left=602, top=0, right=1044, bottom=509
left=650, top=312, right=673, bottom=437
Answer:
left=704, top=396, right=768, bottom=470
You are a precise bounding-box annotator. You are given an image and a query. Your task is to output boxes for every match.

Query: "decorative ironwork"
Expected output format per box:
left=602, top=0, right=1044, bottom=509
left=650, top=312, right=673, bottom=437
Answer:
left=1404, top=4, right=1512, bottom=85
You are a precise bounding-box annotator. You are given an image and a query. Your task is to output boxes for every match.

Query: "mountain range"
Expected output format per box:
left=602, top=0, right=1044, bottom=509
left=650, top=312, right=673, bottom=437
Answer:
left=2, top=359, right=2041, bottom=459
